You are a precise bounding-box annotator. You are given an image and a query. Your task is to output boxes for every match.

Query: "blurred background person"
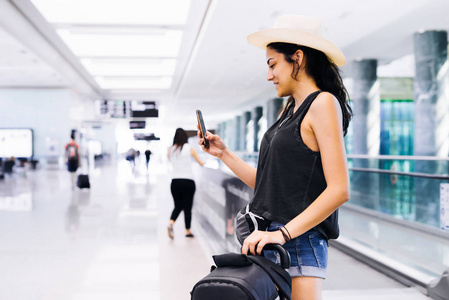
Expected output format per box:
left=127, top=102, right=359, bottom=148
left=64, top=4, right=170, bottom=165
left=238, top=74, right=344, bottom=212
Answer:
left=144, top=149, right=152, bottom=170
left=65, top=134, right=80, bottom=189
left=2, top=156, right=15, bottom=175
left=125, top=148, right=136, bottom=167
left=167, top=128, right=204, bottom=239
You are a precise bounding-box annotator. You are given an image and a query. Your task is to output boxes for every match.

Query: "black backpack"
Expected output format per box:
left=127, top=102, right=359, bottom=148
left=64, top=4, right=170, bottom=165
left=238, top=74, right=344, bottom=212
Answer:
left=191, top=244, right=291, bottom=300
left=67, top=144, right=79, bottom=161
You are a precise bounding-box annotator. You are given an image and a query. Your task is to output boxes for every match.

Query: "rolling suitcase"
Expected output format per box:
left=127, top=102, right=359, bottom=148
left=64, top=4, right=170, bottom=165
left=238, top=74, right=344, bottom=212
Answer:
left=191, top=244, right=291, bottom=300
left=77, top=174, right=90, bottom=189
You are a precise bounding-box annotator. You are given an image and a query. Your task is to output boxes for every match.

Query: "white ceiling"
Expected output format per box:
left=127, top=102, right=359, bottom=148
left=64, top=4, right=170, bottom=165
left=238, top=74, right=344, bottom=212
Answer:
left=1, top=0, right=448, bottom=129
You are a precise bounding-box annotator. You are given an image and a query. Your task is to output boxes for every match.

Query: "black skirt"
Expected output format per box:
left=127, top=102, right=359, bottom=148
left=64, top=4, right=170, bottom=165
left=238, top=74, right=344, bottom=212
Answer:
left=67, top=159, right=79, bottom=172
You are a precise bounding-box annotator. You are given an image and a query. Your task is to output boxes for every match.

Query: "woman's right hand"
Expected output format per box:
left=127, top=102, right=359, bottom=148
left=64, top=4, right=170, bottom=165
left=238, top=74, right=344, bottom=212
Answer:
left=197, top=125, right=227, bottom=157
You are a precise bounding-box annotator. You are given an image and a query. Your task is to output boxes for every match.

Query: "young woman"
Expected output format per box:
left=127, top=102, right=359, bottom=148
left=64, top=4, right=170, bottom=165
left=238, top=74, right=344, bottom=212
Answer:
left=167, top=128, right=204, bottom=239
left=198, top=15, right=352, bottom=300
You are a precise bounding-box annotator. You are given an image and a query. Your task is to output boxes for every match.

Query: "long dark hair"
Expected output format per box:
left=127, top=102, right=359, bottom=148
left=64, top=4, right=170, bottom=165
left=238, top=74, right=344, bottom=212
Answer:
left=172, top=128, right=188, bottom=151
left=267, top=42, right=352, bottom=136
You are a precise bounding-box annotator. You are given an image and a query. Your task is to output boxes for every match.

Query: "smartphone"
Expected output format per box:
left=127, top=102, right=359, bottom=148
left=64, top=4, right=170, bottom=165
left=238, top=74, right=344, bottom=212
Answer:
left=196, top=109, right=210, bottom=148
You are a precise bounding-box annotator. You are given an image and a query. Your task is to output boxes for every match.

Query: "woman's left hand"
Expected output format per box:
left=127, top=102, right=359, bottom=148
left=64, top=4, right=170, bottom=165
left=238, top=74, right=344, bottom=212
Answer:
left=241, top=230, right=285, bottom=255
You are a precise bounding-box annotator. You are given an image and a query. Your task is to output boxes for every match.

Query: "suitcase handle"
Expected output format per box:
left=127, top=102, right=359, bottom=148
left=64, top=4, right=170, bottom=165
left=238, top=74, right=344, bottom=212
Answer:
left=240, top=244, right=291, bottom=269
left=263, top=244, right=291, bottom=269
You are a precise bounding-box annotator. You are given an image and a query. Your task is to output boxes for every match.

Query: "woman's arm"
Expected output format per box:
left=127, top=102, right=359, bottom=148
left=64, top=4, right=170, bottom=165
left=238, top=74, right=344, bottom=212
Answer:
left=198, top=129, right=257, bottom=189
left=190, top=147, right=204, bottom=166
left=242, top=92, right=349, bottom=255
left=219, top=147, right=257, bottom=189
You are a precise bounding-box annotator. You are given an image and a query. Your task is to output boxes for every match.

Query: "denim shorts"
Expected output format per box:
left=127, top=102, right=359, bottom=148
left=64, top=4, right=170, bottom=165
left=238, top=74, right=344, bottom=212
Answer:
left=264, top=221, right=328, bottom=278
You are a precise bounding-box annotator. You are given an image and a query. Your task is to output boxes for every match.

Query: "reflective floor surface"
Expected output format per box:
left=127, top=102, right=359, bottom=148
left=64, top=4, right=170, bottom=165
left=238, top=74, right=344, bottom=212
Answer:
left=0, top=158, right=430, bottom=299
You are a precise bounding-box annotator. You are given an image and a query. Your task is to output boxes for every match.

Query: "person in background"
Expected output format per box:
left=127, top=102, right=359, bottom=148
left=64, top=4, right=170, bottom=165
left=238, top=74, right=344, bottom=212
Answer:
left=65, top=134, right=80, bottom=189
left=167, top=128, right=204, bottom=239
left=144, top=149, right=152, bottom=170
left=126, top=148, right=136, bottom=167
left=2, top=156, right=15, bottom=175
left=198, top=15, right=352, bottom=300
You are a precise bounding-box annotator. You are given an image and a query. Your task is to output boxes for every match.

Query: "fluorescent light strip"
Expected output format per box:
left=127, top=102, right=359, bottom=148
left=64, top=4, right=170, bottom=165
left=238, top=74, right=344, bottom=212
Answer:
left=95, top=76, right=172, bottom=89
left=80, top=58, right=177, bottom=77
left=57, top=29, right=183, bottom=57
left=31, top=0, right=191, bottom=25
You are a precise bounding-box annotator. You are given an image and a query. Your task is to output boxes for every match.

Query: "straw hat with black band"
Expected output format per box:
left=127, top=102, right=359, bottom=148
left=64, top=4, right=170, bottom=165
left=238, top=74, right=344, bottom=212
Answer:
left=247, top=15, right=346, bottom=67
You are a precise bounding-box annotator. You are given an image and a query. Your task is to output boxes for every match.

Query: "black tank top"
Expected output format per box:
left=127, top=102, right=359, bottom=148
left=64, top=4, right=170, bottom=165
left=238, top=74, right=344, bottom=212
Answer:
left=249, top=91, right=339, bottom=240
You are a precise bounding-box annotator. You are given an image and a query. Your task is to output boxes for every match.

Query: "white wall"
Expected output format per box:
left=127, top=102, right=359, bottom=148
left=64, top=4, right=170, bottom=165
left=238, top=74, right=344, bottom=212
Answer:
left=95, top=123, right=116, bottom=158
left=0, top=88, right=94, bottom=161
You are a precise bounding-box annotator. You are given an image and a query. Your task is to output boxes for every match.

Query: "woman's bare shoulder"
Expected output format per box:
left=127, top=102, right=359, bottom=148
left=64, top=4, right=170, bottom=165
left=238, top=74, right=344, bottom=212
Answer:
left=310, top=92, right=341, bottom=116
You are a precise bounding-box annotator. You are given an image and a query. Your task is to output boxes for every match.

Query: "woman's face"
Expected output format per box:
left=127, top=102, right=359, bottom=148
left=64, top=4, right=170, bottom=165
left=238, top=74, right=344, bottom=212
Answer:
left=266, top=47, right=297, bottom=97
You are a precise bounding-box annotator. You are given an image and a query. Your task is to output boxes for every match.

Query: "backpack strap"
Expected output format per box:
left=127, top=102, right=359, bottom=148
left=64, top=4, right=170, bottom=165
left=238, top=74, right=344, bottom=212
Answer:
left=248, top=255, right=292, bottom=300
left=248, top=244, right=292, bottom=300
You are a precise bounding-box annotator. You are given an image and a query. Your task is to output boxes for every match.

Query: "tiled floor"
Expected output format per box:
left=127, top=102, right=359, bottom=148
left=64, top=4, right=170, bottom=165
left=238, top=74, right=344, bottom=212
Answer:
left=0, top=159, right=429, bottom=299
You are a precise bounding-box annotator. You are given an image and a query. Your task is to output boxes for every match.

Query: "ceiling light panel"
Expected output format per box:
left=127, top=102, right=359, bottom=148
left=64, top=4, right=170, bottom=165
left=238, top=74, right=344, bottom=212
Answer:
left=80, top=58, right=177, bottom=77
left=57, top=28, right=183, bottom=57
left=95, top=76, right=172, bottom=90
left=31, top=0, right=191, bottom=25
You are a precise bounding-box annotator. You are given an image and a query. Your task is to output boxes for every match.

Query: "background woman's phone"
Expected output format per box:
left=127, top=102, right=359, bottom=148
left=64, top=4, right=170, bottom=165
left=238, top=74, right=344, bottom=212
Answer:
left=196, top=109, right=210, bottom=148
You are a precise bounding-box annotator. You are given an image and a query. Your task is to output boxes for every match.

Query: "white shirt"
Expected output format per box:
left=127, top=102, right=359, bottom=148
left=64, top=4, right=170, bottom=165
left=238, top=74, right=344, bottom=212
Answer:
left=169, top=144, right=194, bottom=180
